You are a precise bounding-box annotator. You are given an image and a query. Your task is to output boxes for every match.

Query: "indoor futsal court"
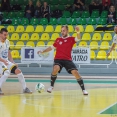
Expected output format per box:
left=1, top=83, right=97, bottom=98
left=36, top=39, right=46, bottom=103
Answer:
left=0, top=75, right=117, bottom=117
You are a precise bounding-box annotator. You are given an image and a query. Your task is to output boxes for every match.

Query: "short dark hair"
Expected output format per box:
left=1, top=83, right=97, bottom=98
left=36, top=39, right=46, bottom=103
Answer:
left=62, top=25, right=68, bottom=30
left=0, top=28, right=8, bottom=33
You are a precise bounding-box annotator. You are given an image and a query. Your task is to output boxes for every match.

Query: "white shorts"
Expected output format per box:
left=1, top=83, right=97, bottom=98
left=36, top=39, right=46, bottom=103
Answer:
left=0, top=60, right=16, bottom=75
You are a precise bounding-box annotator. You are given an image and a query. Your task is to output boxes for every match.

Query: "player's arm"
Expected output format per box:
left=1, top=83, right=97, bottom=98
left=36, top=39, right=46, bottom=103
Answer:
left=75, top=26, right=81, bottom=42
left=37, top=46, right=53, bottom=54
left=8, top=50, right=14, bottom=63
left=107, top=43, right=116, bottom=56
left=0, top=57, right=8, bottom=65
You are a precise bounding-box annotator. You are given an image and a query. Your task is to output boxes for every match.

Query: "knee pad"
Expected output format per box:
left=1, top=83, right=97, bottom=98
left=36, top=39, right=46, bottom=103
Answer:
left=4, top=70, right=10, bottom=77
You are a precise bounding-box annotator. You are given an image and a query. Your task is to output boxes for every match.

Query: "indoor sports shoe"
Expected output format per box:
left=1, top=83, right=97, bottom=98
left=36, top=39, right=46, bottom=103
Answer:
left=83, top=90, right=88, bottom=95
left=0, top=88, right=4, bottom=95
left=23, top=87, right=32, bottom=94
left=47, top=86, right=53, bottom=93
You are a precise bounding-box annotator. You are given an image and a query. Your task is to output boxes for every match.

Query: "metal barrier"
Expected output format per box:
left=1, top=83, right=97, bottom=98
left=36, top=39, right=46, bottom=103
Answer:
left=12, top=45, right=116, bottom=68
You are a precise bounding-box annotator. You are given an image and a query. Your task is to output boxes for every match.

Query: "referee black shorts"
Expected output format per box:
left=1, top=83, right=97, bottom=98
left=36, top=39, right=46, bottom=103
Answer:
left=53, top=59, right=78, bottom=74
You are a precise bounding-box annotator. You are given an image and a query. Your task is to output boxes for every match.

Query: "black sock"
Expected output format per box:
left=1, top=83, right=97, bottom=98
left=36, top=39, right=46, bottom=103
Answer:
left=51, top=74, right=57, bottom=87
left=77, top=78, right=85, bottom=90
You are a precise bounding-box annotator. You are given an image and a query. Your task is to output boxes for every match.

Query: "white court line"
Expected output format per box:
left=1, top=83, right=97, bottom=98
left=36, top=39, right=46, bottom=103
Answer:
left=98, top=102, right=117, bottom=115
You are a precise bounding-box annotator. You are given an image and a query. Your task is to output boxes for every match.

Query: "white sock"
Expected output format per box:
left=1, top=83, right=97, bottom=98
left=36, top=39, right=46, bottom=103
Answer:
left=0, top=70, right=10, bottom=88
left=17, top=72, right=26, bottom=90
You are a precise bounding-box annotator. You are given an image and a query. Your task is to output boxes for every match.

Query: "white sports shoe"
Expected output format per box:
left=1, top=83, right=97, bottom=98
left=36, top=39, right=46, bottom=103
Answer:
left=47, top=86, right=53, bottom=93
left=83, top=90, right=88, bottom=95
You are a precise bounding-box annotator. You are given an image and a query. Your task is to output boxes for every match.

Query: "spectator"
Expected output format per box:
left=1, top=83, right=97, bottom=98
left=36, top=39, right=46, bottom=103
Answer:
left=89, top=0, right=103, bottom=14
left=73, top=0, right=85, bottom=11
left=34, top=1, right=42, bottom=18
left=1, top=0, right=11, bottom=12
left=25, top=0, right=34, bottom=20
left=41, top=1, right=50, bottom=22
left=102, top=0, right=111, bottom=10
left=108, top=5, right=116, bottom=24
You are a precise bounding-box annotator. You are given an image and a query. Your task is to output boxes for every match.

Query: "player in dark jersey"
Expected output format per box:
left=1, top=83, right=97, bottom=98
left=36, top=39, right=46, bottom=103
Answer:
left=37, top=25, right=88, bottom=95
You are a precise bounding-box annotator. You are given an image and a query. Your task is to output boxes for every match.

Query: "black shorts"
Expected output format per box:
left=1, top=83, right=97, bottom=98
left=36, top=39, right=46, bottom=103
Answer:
left=54, top=59, right=78, bottom=74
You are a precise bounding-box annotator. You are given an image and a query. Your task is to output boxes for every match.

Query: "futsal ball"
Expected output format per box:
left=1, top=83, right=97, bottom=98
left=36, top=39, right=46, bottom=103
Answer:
left=35, top=83, right=45, bottom=93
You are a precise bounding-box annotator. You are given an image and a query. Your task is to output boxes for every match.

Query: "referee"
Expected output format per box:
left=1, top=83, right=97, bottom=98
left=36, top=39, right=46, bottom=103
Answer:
left=37, top=25, right=88, bottom=95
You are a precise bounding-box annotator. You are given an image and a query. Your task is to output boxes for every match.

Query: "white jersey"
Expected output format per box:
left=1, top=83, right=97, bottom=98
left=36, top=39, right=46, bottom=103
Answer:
left=113, top=34, right=117, bottom=44
left=0, top=39, right=10, bottom=60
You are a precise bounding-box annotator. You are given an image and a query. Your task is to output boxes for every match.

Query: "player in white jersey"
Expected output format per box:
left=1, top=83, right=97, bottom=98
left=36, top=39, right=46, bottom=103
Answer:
left=107, top=26, right=117, bottom=56
left=0, top=28, right=32, bottom=95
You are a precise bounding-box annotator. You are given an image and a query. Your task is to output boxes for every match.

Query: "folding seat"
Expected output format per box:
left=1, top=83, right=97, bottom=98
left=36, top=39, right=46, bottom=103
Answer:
left=36, top=41, right=45, bottom=47
left=11, top=50, right=20, bottom=59
left=7, top=26, right=15, bottom=33
left=90, top=41, right=98, bottom=50
left=77, top=25, right=84, bottom=32
left=21, top=18, right=29, bottom=25
left=0, top=26, right=5, bottom=30
left=100, top=11, right=108, bottom=18
left=90, top=50, right=96, bottom=59
left=29, top=33, right=39, bottom=41
left=87, top=18, right=97, bottom=25
left=105, top=25, right=114, bottom=33
left=91, top=10, right=99, bottom=18
left=19, top=33, right=29, bottom=41
left=50, top=0, right=58, bottom=5
left=96, top=50, right=107, bottom=60
left=50, top=33, right=60, bottom=41
left=58, top=18, right=67, bottom=25
left=26, top=41, right=35, bottom=47
left=68, top=25, right=74, bottom=33
left=57, top=5, right=65, bottom=10
left=82, top=33, right=91, bottom=41
left=16, top=12, right=24, bottom=19
left=68, top=18, right=77, bottom=25
left=7, top=12, right=15, bottom=18
left=59, top=0, right=67, bottom=5
left=30, top=18, right=39, bottom=25
left=62, top=11, right=71, bottom=18
left=24, top=25, right=34, bottom=33
left=92, top=33, right=101, bottom=41
left=47, top=41, right=54, bottom=46
left=12, top=18, right=20, bottom=26
left=95, top=25, right=103, bottom=32
left=40, top=33, right=50, bottom=41
left=40, top=18, right=48, bottom=25
left=97, top=18, right=107, bottom=25
left=44, top=25, right=54, bottom=32
left=72, top=11, right=80, bottom=18
left=78, top=18, right=87, bottom=25
left=49, top=18, right=57, bottom=25
left=78, top=41, right=87, bottom=47
left=14, top=41, right=24, bottom=50
left=85, top=25, right=94, bottom=32
left=10, top=33, right=19, bottom=41
left=102, top=33, right=112, bottom=41
left=34, top=25, right=44, bottom=33
left=100, top=41, right=109, bottom=50
left=54, top=25, right=62, bottom=32
left=81, top=11, right=90, bottom=18
left=107, top=51, right=117, bottom=60
left=15, top=25, right=24, bottom=33
left=9, top=41, right=14, bottom=50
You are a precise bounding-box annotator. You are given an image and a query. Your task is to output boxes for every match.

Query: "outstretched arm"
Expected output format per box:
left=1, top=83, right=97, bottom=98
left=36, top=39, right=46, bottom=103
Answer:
left=37, top=46, right=53, bottom=54
left=107, top=43, right=116, bottom=56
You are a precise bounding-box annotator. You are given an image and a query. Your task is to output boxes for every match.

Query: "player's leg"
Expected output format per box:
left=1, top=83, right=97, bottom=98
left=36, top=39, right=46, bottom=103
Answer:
left=47, top=60, right=63, bottom=93
left=0, top=64, right=10, bottom=95
left=10, top=65, right=32, bottom=93
left=64, top=60, right=88, bottom=95
left=71, top=70, right=88, bottom=95
left=47, top=65, right=60, bottom=93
